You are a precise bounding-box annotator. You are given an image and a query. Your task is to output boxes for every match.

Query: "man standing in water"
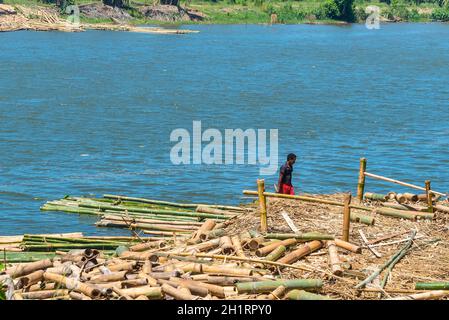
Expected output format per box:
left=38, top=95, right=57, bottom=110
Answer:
left=277, top=153, right=296, bottom=195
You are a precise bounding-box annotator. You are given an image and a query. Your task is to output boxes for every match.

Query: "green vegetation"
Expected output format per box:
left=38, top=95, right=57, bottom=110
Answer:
left=2, top=0, right=449, bottom=24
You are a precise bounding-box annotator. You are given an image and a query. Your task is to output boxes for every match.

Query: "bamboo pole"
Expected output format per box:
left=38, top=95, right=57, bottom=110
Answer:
left=6, top=259, right=53, bottom=278
left=387, top=290, right=449, bottom=300
left=189, top=220, right=216, bottom=244
left=243, top=190, right=372, bottom=212
left=355, top=230, right=416, bottom=289
left=342, top=193, right=351, bottom=242
left=119, top=285, right=163, bottom=299
left=236, top=279, right=322, bottom=294
left=21, top=289, right=70, bottom=300
left=277, top=241, right=323, bottom=266
left=334, top=239, right=362, bottom=254
left=357, top=158, right=367, bottom=202
left=375, top=207, right=434, bottom=220
left=327, top=241, right=343, bottom=276
left=264, top=245, right=286, bottom=262
left=403, top=193, right=418, bottom=202
left=364, top=193, right=387, bottom=202
left=415, top=282, right=449, bottom=290
left=425, top=180, right=434, bottom=213
left=363, top=172, right=446, bottom=197
left=161, top=283, right=199, bottom=300
left=219, top=236, right=235, bottom=255
left=43, top=272, right=101, bottom=298
left=257, top=179, right=268, bottom=232
left=256, top=238, right=296, bottom=257
left=267, top=285, right=286, bottom=300
left=287, top=290, right=333, bottom=300
left=265, top=233, right=334, bottom=241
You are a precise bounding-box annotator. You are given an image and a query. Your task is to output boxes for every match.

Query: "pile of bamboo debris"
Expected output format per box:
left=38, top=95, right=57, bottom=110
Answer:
left=1, top=192, right=449, bottom=300
left=0, top=4, right=198, bottom=34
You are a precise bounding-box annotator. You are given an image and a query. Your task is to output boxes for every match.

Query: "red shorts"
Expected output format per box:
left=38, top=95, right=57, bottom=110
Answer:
left=280, top=184, right=294, bottom=195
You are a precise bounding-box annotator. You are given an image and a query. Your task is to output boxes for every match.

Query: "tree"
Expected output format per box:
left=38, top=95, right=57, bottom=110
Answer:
left=102, top=0, right=126, bottom=8
left=160, top=0, right=180, bottom=5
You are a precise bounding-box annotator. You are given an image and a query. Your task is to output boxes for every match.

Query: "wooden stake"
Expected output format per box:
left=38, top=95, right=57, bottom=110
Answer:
left=357, top=158, right=367, bottom=202
left=342, top=193, right=351, bottom=242
left=425, top=180, right=434, bottom=213
left=257, top=179, right=268, bottom=232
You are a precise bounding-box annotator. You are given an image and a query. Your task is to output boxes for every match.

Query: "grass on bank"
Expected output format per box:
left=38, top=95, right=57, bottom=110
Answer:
left=2, top=0, right=449, bottom=24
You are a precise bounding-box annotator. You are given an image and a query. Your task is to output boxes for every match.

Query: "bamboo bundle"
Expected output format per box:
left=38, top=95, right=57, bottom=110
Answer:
left=236, top=279, right=322, bottom=294
left=276, top=241, right=323, bottom=266
left=79, top=203, right=229, bottom=220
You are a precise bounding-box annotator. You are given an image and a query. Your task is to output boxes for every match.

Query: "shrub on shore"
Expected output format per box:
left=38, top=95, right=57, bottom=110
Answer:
left=431, top=6, right=449, bottom=20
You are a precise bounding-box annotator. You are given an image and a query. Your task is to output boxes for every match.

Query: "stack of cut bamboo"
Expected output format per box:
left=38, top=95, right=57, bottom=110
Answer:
left=41, top=194, right=245, bottom=237
left=1, top=228, right=341, bottom=300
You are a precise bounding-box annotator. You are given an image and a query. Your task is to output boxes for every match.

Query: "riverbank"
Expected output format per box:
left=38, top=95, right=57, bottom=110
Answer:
left=1, top=189, right=449, bottom=300
left=1, top=0, right=449, bottom=33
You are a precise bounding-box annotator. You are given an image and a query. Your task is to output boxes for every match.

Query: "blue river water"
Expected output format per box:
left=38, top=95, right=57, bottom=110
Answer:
left=1, top=23, right=449, bottom=236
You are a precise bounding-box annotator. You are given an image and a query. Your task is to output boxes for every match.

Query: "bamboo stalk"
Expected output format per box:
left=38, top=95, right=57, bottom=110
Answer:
left=15, top=270, right=45, bottom=289
left=43, top=272, right=101, bottom=298
left=264, top=245, right=286, bottom=262
left=189, top=220, right=216, bottom=244
left=129, top=241, right=165, bottom=252
left=79, top=203, right=228, bottom=220
left=327, top=241, right=343, bottom=276
left=21, top=289, right=69, bottom=300
left=267, top=285, right=286, bottom=300
left=363, top=172, right=446, bottom=197
left=415, top=282, right=449, bottom=290
left=170, top=277, right=225, bottom=298
left=236, top=279, right=322, bottom=294
left=334, top=239, right=362, bottom=253
left=265, top=233, right=334, bottom=241
left=287, top=290, right=332, bottom=300
left=375, top=207, right=434, bottom=220
left=355, top=230, right=416, bottom=289
left=387, top=290, right=449, bottom=300
left=357, top=158, right=367, bottom=202
left=342, top=193, right=351, bottom=242
left=257, top=179, right=268, bottom=232
left=162, top=283, right=199, bottom=300
left=6, top=259, right=53, bottom=278
left=255, top=238, right=296, bottom=257
left=403, top=193, right=418, bottom=202
left=119, top=285, right=163, bottom=299
left=219, top=236, right=235, bottom=255
left=425, top=180, right=434, bottom=213
left=364, top=192, right=387, bottom=202
left=277, top=241, right=323, bottom=266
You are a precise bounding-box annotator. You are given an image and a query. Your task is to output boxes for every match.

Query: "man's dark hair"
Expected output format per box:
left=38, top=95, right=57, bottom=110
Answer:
left=287, top=153, right=297, bottom=160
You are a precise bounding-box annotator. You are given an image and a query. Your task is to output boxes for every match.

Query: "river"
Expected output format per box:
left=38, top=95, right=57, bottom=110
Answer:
left=1, top=23, right=448, bottom=235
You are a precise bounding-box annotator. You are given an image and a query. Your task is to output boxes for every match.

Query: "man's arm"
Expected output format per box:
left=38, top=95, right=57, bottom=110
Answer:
left=277, top=168, right=284, bottom=193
